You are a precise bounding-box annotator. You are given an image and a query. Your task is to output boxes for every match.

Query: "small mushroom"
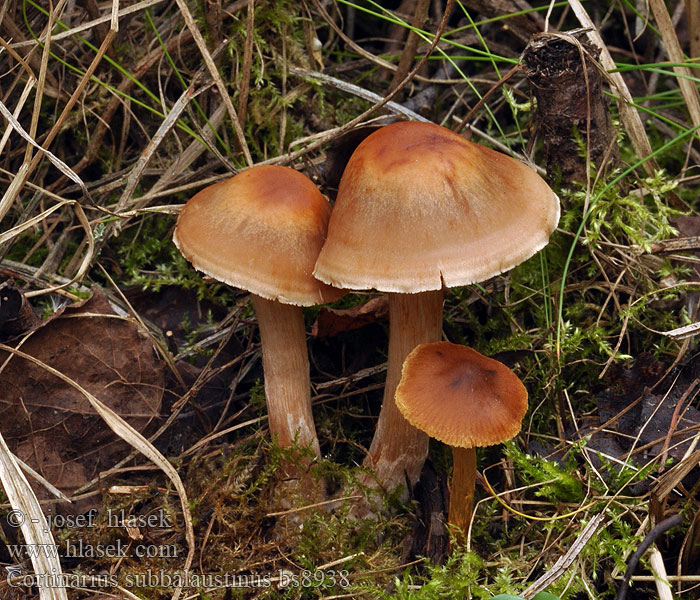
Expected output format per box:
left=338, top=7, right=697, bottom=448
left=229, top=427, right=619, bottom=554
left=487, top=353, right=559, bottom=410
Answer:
left=173, top=165, right=343, bottom=463
left=314, top=121, right=559, bottom=494
left=395, top=341, right=528, bottom=545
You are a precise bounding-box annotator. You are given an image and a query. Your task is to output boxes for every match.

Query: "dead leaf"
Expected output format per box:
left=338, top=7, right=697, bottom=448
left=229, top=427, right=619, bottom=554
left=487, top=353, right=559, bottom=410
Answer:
left=593, top=353, right=700, bottom=490
left=311, top=296, right=388, bottom=338
left=0, top=288, right=164, bottom=506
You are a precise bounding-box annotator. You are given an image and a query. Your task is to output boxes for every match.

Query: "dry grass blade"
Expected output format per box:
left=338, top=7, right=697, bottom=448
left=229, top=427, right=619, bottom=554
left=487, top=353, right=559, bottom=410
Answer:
left=648, top=546, right=674, bottom=600
left=648, top=0, right=700, bottom=131
left=289, top=68, right=430, bottom=122
left=313, top=0, right=398, bottom=74
left=0, top=199, right=76, bottom=246
left=26, top=0, right=56, bottom=171
left=114, top=82, right=207, bottom=216
left=0, top=65, right=35, bottom=157
left=147, top=104, right=228, bottom=197
left=0, top=344, right=195, bottom=600
left=11, top=0, right=161, bottom=45
left=0, top=3, right=118, bottom=220
left=0, top=99, right=91, bottom=200
left=0, top=199, right=95, bottom=298
left=113, top=586, right=143, bottom=600
left=174, top=0, right=253, bottom=167
left=653, top=447, right=700, bottom=505
left=567, top=0, right=658, bottom=174
left=14, top=457, right=72, bottom=503
left=0, top=432, right=68, bottom=600
left=689, top=0, right=700, bottom=63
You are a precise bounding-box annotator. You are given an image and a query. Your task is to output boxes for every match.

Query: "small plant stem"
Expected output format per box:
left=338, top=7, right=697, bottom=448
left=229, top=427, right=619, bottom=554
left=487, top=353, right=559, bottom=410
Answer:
left=251, top=295, right=320, bottom=457
left=364, top=290, right=443, bottom=492
left=388, top=0, right=431, bottom=92
left=448, top=446, right=476, bottom=548
left=616, top=514, right=683, bottom=600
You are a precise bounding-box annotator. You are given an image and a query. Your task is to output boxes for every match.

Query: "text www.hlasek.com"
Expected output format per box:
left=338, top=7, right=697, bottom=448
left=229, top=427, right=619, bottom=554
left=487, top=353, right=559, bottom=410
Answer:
left=6, top=538, right=178, bottom=560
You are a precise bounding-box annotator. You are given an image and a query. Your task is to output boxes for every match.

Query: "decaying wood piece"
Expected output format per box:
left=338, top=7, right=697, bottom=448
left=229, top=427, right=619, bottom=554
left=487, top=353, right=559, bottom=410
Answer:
left=522, top=32, right=618, bottom=184
left=0, top=280, right=39, bottom=339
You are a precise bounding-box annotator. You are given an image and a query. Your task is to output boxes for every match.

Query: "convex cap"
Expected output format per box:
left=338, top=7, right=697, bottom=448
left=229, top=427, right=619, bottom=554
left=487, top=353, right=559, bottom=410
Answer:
left=314, top=121, right=560, bottom=293
left=395, top=342, right=528, bottom=448
left=174, top=165, right=341, bottom=306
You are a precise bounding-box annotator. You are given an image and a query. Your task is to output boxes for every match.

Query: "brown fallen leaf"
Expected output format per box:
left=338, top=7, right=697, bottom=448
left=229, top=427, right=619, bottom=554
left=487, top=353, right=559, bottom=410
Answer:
left=311, top=295, right=388, bottom=338
left=0, top=288, right=164, bottom=508
left=594, top=352, right=700, bottom=491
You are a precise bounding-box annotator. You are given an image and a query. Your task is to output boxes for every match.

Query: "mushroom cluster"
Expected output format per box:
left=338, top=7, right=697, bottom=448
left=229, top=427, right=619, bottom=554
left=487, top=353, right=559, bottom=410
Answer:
left=172, top=120, right=559, bottom=513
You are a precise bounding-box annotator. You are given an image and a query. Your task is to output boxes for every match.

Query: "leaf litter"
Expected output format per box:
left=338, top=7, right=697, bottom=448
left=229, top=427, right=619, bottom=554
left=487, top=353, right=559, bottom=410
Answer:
left=0, top=287, right=164, bottom=509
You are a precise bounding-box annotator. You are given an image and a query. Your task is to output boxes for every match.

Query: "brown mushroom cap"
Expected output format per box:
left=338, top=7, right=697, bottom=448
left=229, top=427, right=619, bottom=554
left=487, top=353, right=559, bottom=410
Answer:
left=395, top=341, right=528, bottom=448
left=314, top=121, right=560, bottom=293
left=174, top=165, right=343, bottom=306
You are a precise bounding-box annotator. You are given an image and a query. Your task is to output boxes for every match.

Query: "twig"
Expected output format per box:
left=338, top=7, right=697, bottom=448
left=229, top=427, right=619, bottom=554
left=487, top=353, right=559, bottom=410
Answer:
left=315, top=363, right=388, bottom=391
left=289, top=68, right=429, bottom=122
left=266, top=496, right=363, bottom=517
left=388, top=0, right=431, bottom=92
left=521, top=513, right=606, bottom=598
left=237, top=0, right=255, bottom=126
left=648, top=236, right=700, bottom=253
left=661, top=321, right=700, bottom=340
left=455, top=64, right=521, bottom=133
left=615, top=514, right=683, bottom=600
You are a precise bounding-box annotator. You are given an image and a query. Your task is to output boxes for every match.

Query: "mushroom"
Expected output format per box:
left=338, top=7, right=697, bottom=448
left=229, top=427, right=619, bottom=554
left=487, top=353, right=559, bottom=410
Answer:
left=173, top=165, right=343, bottom=463
left=313, top=121, right=559, bottom=494
left=395, top=341, right=528, bottom=545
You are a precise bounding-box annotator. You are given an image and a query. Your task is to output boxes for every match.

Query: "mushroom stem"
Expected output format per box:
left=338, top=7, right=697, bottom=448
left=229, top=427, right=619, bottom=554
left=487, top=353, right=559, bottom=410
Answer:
left=448, top=445, right=476, bottom=547
left=251, top=294, right=320, bottom=457
left=364, top=290, right=444, bottom=492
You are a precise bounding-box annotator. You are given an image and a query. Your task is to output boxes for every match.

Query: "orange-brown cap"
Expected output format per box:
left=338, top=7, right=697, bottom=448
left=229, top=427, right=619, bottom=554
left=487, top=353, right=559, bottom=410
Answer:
left=314, top=121, right=560, bottom=293
left=395, top=342, right=528, bottom=448
left=173, top=165, right=343, bottom=306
